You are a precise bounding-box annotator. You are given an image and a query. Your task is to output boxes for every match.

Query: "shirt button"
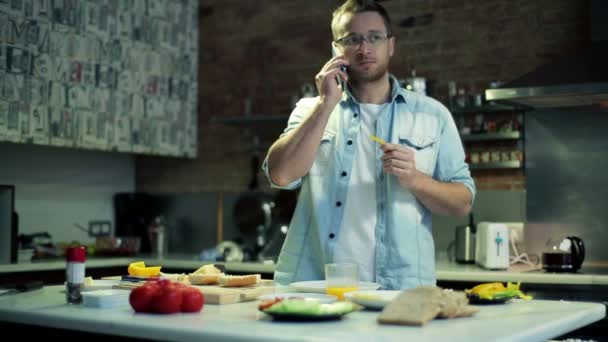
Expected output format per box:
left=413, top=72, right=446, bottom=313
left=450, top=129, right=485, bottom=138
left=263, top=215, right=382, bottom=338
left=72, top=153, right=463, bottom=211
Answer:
left=347, top=140, right=353, bottom=145
left=336, top=201, right=342, bottom=207
left=341, top=171, right=347, bottom=177
left=353, top=113, right=358, bottom=118
left=329, top=233, right=335, bottom=239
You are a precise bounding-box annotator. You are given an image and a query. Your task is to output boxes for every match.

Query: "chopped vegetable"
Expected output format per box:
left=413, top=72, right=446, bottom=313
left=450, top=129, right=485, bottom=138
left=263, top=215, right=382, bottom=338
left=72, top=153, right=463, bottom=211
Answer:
left=261, top=299, right=358, bottom=316
left=465, top=282, right=532, bottom=300
left=128, top=261, right=162, bottom=277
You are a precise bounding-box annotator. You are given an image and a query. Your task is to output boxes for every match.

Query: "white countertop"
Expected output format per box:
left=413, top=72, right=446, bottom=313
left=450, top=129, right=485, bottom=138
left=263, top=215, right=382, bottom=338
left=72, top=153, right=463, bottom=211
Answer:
left=3, top=257, right=608, bottom=286
left=435, top=260, right=608, bottom=285
left=0, top=257, right=276, bottom=275
left=0, top=285, right=604, bottom=342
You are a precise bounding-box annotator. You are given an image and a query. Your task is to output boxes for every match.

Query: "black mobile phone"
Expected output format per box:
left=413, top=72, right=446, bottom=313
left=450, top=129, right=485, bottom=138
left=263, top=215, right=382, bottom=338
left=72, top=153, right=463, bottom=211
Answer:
left=331, top=43, right=348, bottom=91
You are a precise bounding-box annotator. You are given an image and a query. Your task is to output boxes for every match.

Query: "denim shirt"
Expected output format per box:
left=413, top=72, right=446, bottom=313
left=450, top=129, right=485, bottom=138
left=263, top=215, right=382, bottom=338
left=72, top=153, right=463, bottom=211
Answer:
left=262, top=75, right=476, bottom=290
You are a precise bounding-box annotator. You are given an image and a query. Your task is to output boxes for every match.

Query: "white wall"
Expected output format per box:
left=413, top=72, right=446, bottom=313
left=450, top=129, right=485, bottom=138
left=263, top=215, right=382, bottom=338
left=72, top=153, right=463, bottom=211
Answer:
left=0, top=142, right=135, bottom=245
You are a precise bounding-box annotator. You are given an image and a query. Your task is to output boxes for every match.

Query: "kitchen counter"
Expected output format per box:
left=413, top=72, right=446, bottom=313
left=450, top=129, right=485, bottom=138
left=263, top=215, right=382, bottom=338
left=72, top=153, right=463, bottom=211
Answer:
left=0, top=285, right=605, bottom=342
left=0, top=257, right=276, bottom=275
left=435, top=260, right=608, bottom=285
left=2, top=257, right=608, bottom=286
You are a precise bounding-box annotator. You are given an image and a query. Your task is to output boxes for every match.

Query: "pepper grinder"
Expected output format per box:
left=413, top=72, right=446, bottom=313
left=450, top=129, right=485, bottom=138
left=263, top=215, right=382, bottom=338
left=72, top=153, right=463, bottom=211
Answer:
left=148, top=216, right=166, bottom=259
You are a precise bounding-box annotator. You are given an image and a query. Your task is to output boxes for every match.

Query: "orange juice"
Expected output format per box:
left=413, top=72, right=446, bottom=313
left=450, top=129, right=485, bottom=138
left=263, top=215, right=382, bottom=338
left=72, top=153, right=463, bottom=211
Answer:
left=326, top=286, right=358, bottom=300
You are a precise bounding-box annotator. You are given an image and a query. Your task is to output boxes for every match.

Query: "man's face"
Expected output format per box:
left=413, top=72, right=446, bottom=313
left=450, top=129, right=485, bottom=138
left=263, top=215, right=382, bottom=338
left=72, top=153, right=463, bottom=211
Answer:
left=335, top=12, right=394, bottom=83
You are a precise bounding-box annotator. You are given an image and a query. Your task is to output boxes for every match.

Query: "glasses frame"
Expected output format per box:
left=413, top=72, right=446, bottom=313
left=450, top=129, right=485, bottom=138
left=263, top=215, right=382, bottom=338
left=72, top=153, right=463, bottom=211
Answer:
left=334, top=31, right=392, bottom=48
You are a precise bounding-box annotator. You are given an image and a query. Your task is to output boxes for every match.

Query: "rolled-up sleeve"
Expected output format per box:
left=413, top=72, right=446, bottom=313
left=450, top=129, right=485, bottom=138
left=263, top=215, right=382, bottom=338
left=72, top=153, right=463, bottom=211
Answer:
left=433, top=107, right=476, bottom=204
left=262, top=97, right=318, bottom=190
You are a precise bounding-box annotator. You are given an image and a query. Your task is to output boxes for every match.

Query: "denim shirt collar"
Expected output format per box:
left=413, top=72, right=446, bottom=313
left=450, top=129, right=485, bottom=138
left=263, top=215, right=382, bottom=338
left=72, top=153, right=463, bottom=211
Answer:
left=341, top=74, right=407, bottom=105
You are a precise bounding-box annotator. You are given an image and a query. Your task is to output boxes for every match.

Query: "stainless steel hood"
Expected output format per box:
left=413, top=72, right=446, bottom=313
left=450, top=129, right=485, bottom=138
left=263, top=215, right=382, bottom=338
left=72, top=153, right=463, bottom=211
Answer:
left=486, top=0, right=608, bottom=109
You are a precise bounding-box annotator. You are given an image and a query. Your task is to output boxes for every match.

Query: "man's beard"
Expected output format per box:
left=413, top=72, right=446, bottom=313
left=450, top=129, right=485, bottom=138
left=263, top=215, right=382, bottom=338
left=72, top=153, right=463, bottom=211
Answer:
left=350, top=59, right=390, bottom=83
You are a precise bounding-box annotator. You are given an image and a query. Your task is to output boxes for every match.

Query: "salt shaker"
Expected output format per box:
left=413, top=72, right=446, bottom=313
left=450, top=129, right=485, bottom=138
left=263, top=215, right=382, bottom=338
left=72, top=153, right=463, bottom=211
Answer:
left=66, top=246, right=86, bottom=304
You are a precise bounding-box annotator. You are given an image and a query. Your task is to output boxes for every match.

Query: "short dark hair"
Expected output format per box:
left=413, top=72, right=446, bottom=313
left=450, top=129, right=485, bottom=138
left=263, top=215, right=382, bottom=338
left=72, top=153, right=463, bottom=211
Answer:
left=331, top=0, right=393, bottom=40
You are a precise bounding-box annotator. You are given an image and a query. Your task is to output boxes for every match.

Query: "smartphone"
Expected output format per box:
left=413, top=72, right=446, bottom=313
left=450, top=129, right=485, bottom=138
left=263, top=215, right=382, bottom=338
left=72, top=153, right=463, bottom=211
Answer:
left=331, top=43, right=348, bottom=91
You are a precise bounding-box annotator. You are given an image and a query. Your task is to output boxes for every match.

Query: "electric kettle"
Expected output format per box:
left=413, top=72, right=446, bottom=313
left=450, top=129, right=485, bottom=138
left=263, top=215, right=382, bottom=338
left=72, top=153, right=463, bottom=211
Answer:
left=542, top=236, right=585, bottom=272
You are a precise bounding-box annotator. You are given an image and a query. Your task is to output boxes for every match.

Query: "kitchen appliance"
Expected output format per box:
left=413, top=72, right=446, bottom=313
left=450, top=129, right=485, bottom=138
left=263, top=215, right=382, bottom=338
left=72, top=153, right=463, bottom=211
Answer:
left=114, top=192, right=167, bottom=254
left=475, top=222, right=510, bottom=270
left=485, top=0, right=608, bottom=108
left=542, top=236, right=585, bottom=273
left=454, top=213, right=476, bottom=264
left=0, top=185, right=17, bottom=264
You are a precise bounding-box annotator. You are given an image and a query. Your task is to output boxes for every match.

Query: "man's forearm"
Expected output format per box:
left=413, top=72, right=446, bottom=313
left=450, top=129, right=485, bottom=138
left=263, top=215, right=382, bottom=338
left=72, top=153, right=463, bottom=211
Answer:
left=267, top=99, right=335, bottom=187
left=409, top=172, right=473, bottom=217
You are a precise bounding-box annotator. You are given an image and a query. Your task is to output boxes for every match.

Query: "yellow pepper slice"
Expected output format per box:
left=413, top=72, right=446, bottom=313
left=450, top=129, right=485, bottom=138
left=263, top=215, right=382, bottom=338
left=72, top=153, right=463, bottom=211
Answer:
left=128, top=261, right=161, bottom=277
left=465, top=282, right=533, bottom=300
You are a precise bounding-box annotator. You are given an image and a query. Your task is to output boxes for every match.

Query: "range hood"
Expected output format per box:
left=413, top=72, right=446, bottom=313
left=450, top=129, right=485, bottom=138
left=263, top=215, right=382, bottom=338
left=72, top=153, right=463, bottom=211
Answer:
left=485, top=0, right=608, bottom=109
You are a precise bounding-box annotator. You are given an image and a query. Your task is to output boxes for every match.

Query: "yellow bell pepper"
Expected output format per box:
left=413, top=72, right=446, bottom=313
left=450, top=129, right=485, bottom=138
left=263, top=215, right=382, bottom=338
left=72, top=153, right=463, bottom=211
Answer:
left=128, top=261, right=161, bottom=277
left=465, top=281, right=532, bottom=300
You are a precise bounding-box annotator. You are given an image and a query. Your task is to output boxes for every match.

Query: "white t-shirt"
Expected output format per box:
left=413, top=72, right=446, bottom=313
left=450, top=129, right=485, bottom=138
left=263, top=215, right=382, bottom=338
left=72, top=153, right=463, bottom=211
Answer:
left=334, top=102, right=387, bottom=282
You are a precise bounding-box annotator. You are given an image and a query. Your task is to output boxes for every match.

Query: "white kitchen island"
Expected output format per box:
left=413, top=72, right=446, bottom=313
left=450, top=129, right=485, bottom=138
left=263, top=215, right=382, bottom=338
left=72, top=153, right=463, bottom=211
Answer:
left=0, top=285, right=604, bottom=342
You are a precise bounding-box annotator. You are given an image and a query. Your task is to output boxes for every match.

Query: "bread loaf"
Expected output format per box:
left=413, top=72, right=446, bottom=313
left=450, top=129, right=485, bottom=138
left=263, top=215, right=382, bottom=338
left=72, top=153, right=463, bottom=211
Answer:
left=188, top=273, right=224, bottom=285
left=187, top=264, right=225, bottom=285
left=218, top=274, right=261, bottom=287
left=193, top=264, right=223, bottom=275
left=378, top=286, right=479, bottom=326
left=378, top=287, right=441, bottom=326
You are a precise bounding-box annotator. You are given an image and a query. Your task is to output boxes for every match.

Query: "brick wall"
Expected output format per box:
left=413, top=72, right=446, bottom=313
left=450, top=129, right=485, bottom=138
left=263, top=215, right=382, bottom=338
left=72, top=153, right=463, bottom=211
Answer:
left=136, top=0, right=588, bottom=193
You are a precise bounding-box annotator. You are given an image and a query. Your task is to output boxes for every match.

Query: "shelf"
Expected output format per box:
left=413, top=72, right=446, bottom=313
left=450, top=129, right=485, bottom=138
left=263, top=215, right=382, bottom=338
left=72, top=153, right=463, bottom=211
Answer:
left=210, top=115, right=289, bottom=126
left=451, top=103, right=525, bottom=114
left=461, top=132, right=521, bottom=142
left=469, top=160, right=522, bottom=170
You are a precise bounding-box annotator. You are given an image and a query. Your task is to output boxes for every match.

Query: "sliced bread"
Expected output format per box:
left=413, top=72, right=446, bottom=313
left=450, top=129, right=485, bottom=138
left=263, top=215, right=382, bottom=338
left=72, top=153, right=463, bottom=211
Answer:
left=218, top=274, right=261, bottom=287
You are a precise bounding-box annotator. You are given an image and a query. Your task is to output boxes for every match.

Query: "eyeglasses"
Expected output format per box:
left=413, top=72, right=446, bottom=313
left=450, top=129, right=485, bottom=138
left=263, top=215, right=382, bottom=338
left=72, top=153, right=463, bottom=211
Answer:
left=335, top=32, right=391, bottom=47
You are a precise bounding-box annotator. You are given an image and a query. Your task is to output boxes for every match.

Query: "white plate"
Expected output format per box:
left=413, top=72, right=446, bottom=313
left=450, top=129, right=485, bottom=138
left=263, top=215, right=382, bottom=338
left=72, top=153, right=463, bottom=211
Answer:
left=258, top=292, right=338, bottom=304
left=288, top=281, right=381, bottom=294
left=344, top=290, right=401, bottom=309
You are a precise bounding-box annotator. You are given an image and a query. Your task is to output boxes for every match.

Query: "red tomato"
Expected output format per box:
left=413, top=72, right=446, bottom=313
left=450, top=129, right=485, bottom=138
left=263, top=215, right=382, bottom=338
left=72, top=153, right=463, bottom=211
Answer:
left=156, top=278, right=171, bottom=288
left=181, top=287, right=204, bottom=313
left=129, top=283, right=161, bottom=313
left=153, top=284, right=183, bottom=314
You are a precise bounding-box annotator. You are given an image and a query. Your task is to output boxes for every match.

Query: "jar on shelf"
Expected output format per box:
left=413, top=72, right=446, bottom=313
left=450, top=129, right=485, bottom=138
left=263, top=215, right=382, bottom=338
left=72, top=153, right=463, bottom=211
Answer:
left=490, top=150, right=501, bottom=163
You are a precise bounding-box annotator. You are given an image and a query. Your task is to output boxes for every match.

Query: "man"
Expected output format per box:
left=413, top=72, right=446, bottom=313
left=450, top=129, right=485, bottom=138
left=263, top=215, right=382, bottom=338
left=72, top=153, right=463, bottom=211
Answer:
left=262, top=0, right=475, bottom=290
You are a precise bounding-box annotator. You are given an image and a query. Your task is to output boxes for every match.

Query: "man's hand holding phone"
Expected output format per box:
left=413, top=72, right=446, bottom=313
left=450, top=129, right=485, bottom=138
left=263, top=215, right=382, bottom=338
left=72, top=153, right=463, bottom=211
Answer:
left=315, top=44, right=349, bottom=107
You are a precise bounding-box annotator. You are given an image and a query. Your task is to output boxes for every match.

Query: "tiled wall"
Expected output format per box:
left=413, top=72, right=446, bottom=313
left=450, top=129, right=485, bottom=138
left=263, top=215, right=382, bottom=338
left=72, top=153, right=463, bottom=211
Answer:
left=0, top=0, right=199, bottom=157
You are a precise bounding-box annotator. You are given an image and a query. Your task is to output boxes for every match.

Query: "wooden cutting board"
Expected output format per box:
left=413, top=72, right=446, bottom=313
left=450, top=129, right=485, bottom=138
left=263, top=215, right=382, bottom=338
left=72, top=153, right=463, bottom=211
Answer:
left=113, top=279, right=275, bottom=305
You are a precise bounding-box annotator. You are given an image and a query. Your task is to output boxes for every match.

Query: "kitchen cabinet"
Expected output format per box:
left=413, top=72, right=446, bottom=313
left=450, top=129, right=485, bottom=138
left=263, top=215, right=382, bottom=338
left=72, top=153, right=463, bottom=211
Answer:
left=451, top=104, right=526, bottom=170
left=0, top=1, right=199, bottom=158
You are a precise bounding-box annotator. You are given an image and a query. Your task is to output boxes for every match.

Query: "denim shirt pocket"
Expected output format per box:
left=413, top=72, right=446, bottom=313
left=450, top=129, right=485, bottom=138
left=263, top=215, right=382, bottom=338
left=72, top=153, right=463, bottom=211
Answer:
left=398, top=134, right=438, bottom=175
left=309, top=133, right=336, bottom=176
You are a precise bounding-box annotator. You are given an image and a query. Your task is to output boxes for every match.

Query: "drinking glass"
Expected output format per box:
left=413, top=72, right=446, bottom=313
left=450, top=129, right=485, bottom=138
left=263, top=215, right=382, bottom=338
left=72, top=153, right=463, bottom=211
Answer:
left=325, top=263, right=359, bottom=300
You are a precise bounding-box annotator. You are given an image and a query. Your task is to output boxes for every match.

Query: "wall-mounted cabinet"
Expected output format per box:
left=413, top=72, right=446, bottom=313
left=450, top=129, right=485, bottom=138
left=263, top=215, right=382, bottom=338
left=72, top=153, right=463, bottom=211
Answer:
left=451, top=104, right=525, bottom=170
left=0, top=1, right=199, bottom=158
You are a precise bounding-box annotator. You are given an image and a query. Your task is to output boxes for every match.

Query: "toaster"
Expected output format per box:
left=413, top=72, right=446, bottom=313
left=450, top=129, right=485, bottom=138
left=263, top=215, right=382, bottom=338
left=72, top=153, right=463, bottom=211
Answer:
left=475, top=222, right=510, bottom=269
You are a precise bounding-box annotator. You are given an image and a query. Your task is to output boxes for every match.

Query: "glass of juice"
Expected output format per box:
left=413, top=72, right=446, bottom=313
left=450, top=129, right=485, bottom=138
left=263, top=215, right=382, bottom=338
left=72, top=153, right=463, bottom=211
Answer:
left=325, top=263, right=359, bottom=300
